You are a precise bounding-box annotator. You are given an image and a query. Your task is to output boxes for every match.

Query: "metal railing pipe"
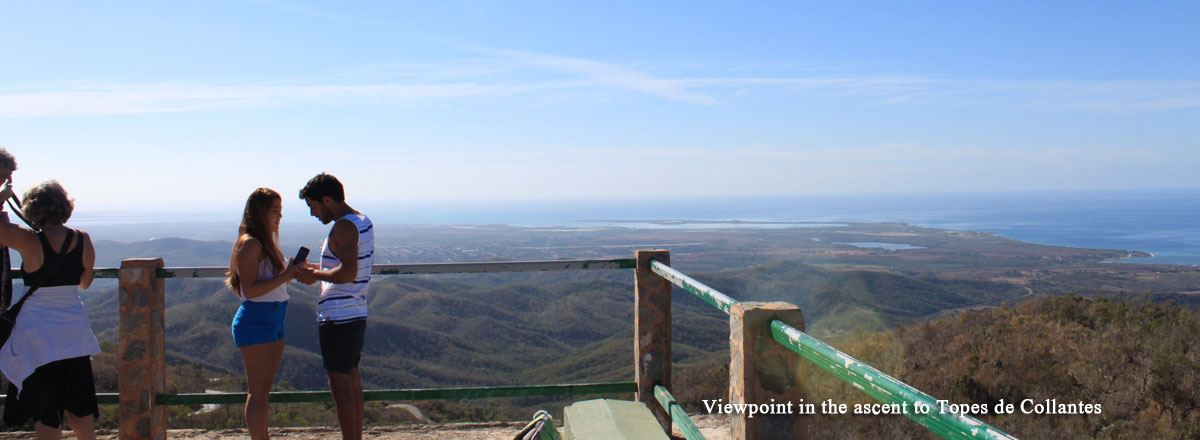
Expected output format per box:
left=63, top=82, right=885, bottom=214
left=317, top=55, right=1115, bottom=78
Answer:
left=374, top=258, right=636, bottom=275
left=770, top=321, right=1017, bottom=440
left=13, top=258, right=638, bottom=279
left=649, top=260, right=738, bottom=314
left=653, top=385, right=707, bottom=440
left=153, top=381, right=637, bottom=405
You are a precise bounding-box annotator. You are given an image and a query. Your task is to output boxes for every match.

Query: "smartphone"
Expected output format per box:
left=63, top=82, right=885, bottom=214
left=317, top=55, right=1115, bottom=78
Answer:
left=293, top=246, right=310, bottom=263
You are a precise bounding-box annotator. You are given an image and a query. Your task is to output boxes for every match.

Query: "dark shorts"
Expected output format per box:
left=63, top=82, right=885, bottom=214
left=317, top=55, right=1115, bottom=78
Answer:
left=319, top=319, right=366, bottom=374
left=232, top=301, right=287, bottom=347
left=3, top=356, right=99, bottom=429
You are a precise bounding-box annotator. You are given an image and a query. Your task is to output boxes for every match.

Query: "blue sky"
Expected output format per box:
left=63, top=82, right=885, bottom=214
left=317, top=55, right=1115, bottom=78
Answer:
left=1, top=1, right=1198, bottom=217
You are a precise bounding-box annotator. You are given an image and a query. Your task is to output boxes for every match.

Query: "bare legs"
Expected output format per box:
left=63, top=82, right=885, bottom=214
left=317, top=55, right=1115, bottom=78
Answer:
left=240, top=339, right=286, bottom=440
left=33, top=412, right=95, bottom=440
left=328, top=367, right=363, bottom=440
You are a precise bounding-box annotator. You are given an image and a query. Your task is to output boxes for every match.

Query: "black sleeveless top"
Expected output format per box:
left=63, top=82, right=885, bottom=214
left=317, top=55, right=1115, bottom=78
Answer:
left=23, top=229, right=84, bottom=288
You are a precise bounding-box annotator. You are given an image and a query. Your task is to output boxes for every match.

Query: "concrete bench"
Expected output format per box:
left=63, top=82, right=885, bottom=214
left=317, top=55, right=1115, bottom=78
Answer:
left=562, top=399, right=671, bottom=440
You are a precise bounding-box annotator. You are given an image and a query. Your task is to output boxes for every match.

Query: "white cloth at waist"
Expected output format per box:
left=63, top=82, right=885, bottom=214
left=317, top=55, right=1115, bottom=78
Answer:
left=0, top=285, right=101, bottom=391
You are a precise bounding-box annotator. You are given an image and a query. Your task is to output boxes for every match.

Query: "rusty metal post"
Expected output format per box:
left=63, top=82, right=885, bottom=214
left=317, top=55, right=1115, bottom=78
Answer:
left=118, top=259, right=166, bottom=440
left=730, top=302, right=808, bottom=440
left=635, top=249, right=671, bottom=433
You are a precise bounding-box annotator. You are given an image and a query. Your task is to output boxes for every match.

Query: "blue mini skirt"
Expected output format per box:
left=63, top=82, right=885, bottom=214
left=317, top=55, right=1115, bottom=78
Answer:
left=231, top=301, right=287, bottom=347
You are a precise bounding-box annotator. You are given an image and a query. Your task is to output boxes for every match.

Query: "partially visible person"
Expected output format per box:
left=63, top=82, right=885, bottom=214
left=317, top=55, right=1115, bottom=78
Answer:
left=227, top=188, right=300, bottom=440
left=0, top=148, right=18, bottom=311
left=294, top=173, right=373, bottom=440
left=0, top=180, right=99, bottom=440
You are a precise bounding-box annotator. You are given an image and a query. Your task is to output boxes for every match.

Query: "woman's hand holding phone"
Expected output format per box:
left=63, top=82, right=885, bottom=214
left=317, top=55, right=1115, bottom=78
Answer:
left=285, top=246, right=310, bottom=281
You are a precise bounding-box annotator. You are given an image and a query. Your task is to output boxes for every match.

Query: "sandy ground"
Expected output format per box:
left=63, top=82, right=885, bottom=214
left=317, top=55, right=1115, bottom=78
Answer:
left=0, top=415, right=732, bottom=440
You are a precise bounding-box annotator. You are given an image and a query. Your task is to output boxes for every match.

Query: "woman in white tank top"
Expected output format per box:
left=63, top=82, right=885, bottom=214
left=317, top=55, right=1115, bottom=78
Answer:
left=226, top=188, right=300, bottom=440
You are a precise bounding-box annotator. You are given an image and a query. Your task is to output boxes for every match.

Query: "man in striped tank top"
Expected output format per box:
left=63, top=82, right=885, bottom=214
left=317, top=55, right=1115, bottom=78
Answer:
left=296, top=173, right=373, bottom=440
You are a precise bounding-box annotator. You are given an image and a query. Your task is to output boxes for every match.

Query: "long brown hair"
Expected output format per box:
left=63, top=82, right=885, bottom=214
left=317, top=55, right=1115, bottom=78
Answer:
left=227, top=188, right=285, bottom=297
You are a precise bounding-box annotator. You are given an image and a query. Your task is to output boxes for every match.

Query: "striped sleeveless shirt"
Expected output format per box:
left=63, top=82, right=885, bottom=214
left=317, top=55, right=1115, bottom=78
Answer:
left=317, top=213, right=373, bottom=323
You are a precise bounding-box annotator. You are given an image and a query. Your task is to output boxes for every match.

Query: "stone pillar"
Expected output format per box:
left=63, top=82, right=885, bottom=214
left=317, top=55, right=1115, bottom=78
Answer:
left=635, top=249, right=671, bottom=432
left=730, top=302, right=808, bottom=440
left=118, top=259, right=167, bottom=440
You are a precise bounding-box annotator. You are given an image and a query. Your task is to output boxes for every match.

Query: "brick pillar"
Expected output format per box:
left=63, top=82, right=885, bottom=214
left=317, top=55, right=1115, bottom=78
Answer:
left=635, top=249, right=671, bottom=432
left=730, top=302, right=808, bottom=440
left=118, top=259, right=167, bottom=440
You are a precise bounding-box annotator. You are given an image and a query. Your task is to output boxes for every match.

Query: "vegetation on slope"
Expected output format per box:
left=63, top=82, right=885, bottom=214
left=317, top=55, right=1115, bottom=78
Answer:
left=790, top=295, right=1199, bottom=439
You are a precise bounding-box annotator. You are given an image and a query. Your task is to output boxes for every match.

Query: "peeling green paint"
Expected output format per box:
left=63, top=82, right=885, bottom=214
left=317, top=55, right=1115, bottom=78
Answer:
left=769, top=321, right=1018, bottom=440
left=652, top=259, right=1016, bottom=440
left=653, top=385, right=707, bottom=440
left=649, top=260, right=739, bottom=314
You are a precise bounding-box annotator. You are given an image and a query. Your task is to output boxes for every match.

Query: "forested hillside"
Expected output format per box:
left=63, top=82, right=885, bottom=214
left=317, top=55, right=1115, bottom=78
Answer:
left=675, top=295, right=1200, bottom=439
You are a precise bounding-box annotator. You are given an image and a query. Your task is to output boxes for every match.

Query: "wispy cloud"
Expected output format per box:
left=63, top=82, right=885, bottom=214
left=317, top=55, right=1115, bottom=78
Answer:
left=505, top=144, right=1165, bottom=164
left=454, top=45, right=1200, bottom=110
left=275, top=144, right=1163, bottom=169
left=977, top=79, right=1200, bottom=111
left=0, top=81, right=544, bottom=118
left=4, top=45, right=1199, bottom=118
left=456, top=45, right=720, bottom=104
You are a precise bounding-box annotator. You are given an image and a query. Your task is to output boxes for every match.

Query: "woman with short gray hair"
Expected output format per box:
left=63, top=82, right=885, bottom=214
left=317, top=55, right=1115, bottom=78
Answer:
left=0, top=180, right=99, bottom=440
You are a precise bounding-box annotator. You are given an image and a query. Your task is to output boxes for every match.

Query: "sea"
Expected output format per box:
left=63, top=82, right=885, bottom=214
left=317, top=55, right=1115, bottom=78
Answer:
left=65, top=189, right=1200, bottom=267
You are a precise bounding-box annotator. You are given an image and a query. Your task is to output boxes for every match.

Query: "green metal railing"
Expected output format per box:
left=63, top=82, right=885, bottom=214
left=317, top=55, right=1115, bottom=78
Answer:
left=89, top=383, right=636, bottom=406
left=650, top=259, right=1018, bottom=440
left=154, top=382, right=636, bottom=405
left=16, top=255, right=1018, bottom=438
left=35, top=258, right=638, bottom=408
left=650, top=260, right=737, bottom=313
left=653, top=385, right=707, bottom=440
left=5, top=258, right=639, bottom=280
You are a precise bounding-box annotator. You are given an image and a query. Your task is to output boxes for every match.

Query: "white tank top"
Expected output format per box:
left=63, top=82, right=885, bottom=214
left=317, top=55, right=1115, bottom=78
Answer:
left=243, top=246, right=289, bottom=303
left=317, top=213, right=373, bottom=323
